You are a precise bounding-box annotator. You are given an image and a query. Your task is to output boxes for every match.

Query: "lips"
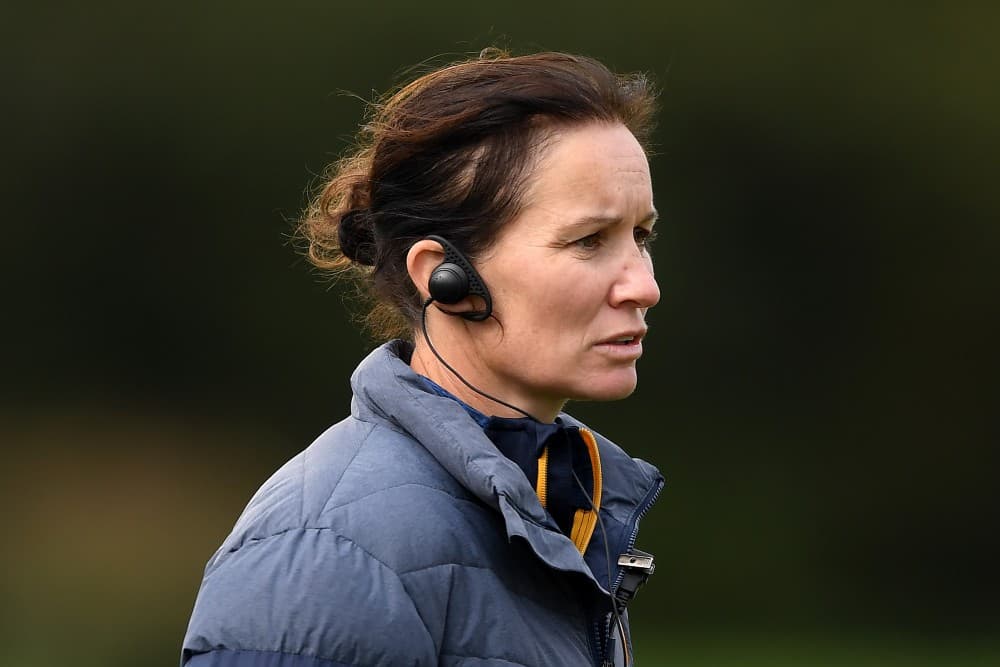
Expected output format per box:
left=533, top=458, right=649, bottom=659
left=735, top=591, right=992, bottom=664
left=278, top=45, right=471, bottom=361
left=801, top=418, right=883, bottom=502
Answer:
left=608, top=337, right=637, bottom=345
left=598, top=329, right=647, bottom=345
left=593, top=330, right=646, bottom=361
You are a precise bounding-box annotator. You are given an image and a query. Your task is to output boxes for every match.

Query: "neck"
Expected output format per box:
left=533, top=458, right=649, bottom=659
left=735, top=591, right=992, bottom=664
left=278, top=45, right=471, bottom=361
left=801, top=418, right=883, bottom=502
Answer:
left=409, top=335, right=562, bottom=423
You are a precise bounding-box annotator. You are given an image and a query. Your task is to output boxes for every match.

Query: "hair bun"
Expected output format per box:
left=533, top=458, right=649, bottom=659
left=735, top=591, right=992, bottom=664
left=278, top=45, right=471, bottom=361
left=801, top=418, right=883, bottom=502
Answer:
left=338, top=209, right=377, bottom=266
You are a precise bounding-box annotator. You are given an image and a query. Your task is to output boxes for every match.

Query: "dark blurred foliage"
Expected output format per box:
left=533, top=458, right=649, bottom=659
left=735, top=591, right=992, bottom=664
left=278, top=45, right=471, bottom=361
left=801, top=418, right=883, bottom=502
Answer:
left=2, top=1, right=998, bottom=665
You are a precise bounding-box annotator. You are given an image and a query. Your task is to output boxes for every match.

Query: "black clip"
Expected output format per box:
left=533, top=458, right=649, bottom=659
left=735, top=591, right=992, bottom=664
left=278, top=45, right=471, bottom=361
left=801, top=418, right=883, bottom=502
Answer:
left=613, top=549, right=655, bottom=614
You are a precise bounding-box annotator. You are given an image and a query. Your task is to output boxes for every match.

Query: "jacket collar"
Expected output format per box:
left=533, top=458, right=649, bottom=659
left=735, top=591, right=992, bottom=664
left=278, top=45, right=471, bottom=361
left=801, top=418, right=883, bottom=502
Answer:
left=350, top=340, right=664, bottom=597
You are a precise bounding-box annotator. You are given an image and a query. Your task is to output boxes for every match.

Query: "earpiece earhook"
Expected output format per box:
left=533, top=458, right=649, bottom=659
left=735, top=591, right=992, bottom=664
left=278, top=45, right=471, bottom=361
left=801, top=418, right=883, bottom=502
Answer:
left=425, top=235, right=493, bottom=321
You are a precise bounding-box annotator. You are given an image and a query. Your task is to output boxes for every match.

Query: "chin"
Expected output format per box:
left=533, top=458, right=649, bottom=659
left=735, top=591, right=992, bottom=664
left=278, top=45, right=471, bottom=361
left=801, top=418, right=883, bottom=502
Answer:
left=570, top=372, right=639, bottom=403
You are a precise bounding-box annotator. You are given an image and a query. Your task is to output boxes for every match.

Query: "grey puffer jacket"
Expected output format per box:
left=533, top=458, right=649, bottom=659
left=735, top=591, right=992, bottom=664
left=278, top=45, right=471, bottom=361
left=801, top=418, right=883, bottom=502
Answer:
left=182, top=340, right=664, bottom=667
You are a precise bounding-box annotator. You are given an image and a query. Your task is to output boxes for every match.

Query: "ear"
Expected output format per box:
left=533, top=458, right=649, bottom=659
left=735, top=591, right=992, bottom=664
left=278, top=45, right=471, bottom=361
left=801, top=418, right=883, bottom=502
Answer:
left=406, top=238, right=481, bottom=314
left=405, top=238, right=445, bottom=301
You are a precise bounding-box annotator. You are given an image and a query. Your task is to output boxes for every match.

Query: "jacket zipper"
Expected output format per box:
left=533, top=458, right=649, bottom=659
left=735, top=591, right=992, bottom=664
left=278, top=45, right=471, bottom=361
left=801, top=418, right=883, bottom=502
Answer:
left=590, top=615, right=608, bottom=666
left=594, top=477, right=665, bottom=666
left=610, top=478, right=664, bottom=603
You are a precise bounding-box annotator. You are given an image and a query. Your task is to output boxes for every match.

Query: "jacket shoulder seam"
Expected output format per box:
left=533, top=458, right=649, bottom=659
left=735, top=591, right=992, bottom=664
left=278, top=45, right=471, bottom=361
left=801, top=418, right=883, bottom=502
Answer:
left=307, top=419, right=378, bottom=523
left=322, top=481, right=484, bottom=516
left=398, top=560, right=499, bottom=577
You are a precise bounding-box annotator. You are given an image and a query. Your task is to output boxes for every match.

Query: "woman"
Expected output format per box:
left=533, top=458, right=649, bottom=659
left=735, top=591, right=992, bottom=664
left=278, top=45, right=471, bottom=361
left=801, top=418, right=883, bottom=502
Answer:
left=182, top=50, right=664, bottom=667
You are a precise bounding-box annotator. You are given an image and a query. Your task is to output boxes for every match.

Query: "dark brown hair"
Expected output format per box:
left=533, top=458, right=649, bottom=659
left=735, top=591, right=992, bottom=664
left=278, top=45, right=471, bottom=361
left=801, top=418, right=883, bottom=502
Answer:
left=298, top=49, right=656, bottom=340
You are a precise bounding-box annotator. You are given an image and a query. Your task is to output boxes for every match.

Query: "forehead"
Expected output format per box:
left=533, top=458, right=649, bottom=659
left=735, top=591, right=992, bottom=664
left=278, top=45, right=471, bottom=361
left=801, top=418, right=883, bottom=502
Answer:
left=521, top=122, right=652, bottom=217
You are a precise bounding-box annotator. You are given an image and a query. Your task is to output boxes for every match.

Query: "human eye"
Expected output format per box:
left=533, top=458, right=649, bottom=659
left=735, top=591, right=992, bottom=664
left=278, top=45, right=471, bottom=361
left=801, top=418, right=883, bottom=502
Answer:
left=573, top=231, right=603, bottom=252
left=634, top=226, right=658, bottom=250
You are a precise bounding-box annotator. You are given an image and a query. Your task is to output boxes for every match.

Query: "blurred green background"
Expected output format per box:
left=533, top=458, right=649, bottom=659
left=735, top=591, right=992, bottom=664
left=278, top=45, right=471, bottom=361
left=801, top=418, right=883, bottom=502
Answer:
left=2, top=1, right=997, bottom=665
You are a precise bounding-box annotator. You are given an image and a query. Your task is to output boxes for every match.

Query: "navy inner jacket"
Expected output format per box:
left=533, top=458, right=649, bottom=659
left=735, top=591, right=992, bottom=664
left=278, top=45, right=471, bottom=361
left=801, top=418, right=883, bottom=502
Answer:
left=420, top=375, right=598, bottom=539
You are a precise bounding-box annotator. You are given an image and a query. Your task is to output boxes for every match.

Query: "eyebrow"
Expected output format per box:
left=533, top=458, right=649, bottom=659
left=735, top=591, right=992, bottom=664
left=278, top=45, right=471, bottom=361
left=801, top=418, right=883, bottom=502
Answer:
left=563, top=209, right=659, bottom=229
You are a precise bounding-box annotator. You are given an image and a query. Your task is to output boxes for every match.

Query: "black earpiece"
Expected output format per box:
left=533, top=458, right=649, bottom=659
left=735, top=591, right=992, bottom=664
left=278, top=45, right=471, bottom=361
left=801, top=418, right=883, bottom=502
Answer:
left=425, top=235, right=492, bottom=321
left=419, top=235, right=527, bottom=416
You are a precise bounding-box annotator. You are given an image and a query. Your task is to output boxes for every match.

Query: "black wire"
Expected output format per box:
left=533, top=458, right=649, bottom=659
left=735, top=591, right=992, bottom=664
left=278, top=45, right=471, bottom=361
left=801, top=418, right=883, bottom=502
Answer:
left=420, top=298, right=536, bottom=420
left=573, top=468, right=629, bottom=665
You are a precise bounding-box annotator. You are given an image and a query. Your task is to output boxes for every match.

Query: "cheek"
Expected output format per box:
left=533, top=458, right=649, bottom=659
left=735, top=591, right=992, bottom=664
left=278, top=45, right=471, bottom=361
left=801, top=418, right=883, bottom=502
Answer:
left=525, top=278, right=596, bottom=322
left=493, top=261, right=607, bottom=340
left=518, top=285, right=606, bottom=355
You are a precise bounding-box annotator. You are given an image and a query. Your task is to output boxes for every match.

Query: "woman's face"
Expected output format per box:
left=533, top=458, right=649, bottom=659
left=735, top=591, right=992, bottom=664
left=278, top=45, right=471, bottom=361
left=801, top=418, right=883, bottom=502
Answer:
left=469, top=122, right=660, bottom=419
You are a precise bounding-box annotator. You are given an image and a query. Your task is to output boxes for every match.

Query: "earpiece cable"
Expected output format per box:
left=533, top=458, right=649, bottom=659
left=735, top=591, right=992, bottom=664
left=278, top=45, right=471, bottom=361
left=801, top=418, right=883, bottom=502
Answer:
left=421, top=298, right=535, bottom=420
left=573, top=468, right=630, bottom=666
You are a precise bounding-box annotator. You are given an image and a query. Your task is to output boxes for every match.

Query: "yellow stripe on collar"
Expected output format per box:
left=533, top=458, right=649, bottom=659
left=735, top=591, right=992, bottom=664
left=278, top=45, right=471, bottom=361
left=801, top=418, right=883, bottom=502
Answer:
left=569, top=428, right=603, bottom=554
left=536, top=446, right=549, bottom=509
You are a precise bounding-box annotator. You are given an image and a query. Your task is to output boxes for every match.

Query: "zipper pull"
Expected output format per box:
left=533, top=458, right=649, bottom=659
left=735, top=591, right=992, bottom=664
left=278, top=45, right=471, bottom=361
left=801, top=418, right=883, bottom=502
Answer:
left=613, top=548, right=655, bottom=615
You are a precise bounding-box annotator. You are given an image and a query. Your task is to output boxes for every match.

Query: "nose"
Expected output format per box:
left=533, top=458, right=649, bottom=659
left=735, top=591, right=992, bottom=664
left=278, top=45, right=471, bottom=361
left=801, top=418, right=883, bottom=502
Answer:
left=610, top=250, right=660, bottom=310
